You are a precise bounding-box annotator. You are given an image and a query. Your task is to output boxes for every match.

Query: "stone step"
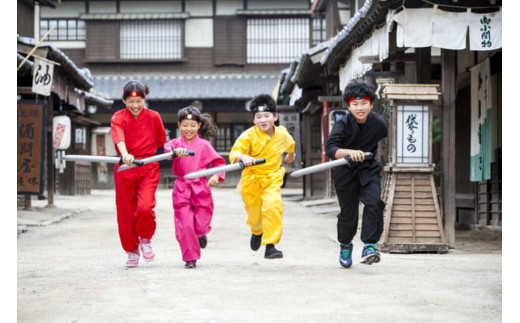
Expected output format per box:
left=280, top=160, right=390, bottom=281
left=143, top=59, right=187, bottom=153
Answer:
left=311, top=207, right=340, bottom=214
left=299, top=198, right=337, bottom=207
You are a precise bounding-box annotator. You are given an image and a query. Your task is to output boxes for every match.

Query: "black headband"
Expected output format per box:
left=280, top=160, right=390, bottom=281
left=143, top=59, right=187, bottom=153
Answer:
left=178, top=107, right=201, bottom=122
left=252, top=105, right=276, bottom=114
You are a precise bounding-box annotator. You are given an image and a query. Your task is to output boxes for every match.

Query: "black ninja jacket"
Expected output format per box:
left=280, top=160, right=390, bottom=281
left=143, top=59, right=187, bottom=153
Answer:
left=325, top=111, right=388, bottom=190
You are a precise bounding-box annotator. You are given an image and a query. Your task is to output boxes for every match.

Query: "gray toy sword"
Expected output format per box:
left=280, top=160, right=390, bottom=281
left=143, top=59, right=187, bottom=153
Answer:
left=184, top=158, right=266, bottom=179
left=290, top=152, right=373, bottom=177
left=63, top=155, right=145, bottom=166
left=117, top=150, right=195, bottom=172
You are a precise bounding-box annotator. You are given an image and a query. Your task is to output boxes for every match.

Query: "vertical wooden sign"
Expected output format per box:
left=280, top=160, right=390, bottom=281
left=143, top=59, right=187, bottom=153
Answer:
left=17, top=102, right=46, bottom=194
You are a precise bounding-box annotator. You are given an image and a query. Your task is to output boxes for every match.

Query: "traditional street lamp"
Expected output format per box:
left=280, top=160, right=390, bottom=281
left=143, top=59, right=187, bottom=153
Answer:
left=380, top=84, right=448, bottom=253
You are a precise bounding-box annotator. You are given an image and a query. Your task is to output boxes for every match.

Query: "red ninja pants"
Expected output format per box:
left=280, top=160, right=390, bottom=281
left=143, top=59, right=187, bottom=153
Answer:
left=114, top=162, right=160, bottom=253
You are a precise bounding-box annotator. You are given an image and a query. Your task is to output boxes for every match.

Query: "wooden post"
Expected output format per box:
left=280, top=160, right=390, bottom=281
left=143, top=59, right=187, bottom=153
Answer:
left=415, top=48, right=432, bottom=84
left=321, top=101, right=328, bottom=163
left=24, top=194, right=31, bottom=210
left=441, top=49, right=457, bottom=247
left=46, top=94, right=55, bottom=207
left=321, top=101, right=331, bottom=198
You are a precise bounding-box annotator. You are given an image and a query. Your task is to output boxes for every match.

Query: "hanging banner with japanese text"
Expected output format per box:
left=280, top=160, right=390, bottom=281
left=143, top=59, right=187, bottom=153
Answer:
left=32, top=57, right=54, bottom=96
left=17, top=102, right=47, bottom=194
left=470, top=58, right=492, bottom=182
left=469, top=10, right=502, bottom=51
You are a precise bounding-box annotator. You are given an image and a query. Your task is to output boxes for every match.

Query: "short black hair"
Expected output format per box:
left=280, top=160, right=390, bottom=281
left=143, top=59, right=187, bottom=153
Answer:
left=178, top=106, right=201, bottom=123
left=122, top=80, right=149, bottom=100
left=248, top=94, right=277, bottom=115
left=342, top=79, right=376, bottom=105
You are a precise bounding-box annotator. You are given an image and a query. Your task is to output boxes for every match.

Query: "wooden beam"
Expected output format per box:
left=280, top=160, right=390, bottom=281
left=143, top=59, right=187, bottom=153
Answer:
left=317, top=96, right=343, bottom=102
left=17, top=87, right=34, bottom=94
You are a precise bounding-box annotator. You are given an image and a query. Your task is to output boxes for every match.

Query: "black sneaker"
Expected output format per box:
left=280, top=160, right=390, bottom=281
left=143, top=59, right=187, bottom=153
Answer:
left=185, top=260, right=197, bottom=269
left=198, top=235, right=207, bottom=249
left=250, top=233, right=263, bottom=251
left=264, top=244, right=283, bottom=259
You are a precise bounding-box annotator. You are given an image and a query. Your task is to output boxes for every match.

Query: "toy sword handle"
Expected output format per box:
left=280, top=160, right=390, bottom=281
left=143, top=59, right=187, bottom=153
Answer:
left=345, top=152, right=373, bottom=163
left=117, top=150, right=195, bottom=172
left=290, top=152, right=373, bottom=177
left=132, top=159, right=145, bottom=166
left=237, top=158, right=266, bottom=170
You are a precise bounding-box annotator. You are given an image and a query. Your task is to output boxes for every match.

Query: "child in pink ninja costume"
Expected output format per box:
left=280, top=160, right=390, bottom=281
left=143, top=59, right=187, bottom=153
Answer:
left=164, top=106, right=226, bottom=268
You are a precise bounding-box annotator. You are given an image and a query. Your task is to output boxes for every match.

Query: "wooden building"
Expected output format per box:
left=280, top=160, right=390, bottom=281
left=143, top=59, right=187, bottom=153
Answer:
left=278, top=0, right=502, bottom=245
left=35, top=0, right=325, bottom=188
left=17, top=0, right=113, bottom=204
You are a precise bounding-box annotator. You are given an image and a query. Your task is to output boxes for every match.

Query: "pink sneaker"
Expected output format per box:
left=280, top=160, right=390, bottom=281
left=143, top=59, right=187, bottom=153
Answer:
left=139, top=238, right=155, bottom=262
left=126, top=251, right=139, bottom=268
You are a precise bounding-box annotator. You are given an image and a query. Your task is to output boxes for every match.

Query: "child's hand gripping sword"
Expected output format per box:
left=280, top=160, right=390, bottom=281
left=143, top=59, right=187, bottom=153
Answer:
left=117, top=150, right=196, bottom=172
left=290, top=152, right=373, bottom=177
left=184, top=159, right=266, bottom=179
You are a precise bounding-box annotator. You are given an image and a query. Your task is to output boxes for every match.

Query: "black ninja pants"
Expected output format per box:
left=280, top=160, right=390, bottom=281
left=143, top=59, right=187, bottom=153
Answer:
left=335, top=178, right=385, bottom=245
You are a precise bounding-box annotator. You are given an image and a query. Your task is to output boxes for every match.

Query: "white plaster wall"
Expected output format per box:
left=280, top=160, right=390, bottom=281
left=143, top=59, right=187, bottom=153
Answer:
left=247, top=0, right=309, bottom=10
left=89, top=1, right=117, bottom=14
left=185, top=18, right=214, bottom=47
left=186, top=0, right=213, bottom=16
left=41, top=1, right=85, bottom=18
left=105, top=133, right=117, bottom=156
left=120, top=1, right=182, bottom=13
left=216, top=0, right=242, bottom=15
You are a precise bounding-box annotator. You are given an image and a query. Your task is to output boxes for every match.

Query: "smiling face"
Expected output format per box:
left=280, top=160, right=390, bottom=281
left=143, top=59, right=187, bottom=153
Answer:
left=253, top=111, right=278, bottom=136
left=123, top=96, right=146, bottom=119
left=178, top=119, right=201, bottom=142
left=347, top=98, right=373, bottom=124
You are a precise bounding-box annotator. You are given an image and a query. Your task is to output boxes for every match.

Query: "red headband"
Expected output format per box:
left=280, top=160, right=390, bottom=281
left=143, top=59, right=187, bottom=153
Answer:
left=348, top=96, right=371, bottom=104
left=123, top=88, right=145, bottom=99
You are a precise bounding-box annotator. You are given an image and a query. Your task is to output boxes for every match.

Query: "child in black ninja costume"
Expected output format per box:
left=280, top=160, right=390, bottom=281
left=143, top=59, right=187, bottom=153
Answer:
left=325, top=79, right=388, bottom=268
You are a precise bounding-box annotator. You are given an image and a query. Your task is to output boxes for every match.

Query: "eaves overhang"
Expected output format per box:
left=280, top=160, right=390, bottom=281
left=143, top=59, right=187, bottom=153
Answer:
left=320, top=0, right=402, bottom=74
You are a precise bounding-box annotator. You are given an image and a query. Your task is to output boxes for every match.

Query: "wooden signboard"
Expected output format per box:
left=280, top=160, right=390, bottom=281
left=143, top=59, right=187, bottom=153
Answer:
left=278, top=111, right=302, bottom=172
left=17, top=101, right=46, bottom=195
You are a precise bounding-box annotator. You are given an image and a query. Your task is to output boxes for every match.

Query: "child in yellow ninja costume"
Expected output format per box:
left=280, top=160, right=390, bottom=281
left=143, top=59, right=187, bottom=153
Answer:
left=229, top=94, right=295, bottom=259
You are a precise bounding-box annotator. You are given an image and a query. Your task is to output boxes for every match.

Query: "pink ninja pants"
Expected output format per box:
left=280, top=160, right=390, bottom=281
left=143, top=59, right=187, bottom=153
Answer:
left=172, top=178, right=214, bottom=262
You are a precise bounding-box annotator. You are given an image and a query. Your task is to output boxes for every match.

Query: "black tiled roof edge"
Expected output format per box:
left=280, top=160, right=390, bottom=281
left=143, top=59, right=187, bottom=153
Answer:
left=17, top=35, right=94, bottom=91
left=320, top=0, right=401, bottom=73
left=290, top=40, right=332, bottom=85
left=92, top=74, right=280, bottom=100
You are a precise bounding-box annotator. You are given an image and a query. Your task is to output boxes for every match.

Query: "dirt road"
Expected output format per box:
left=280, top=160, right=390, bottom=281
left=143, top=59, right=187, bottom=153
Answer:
left=17, top=188, right=502, bottom=322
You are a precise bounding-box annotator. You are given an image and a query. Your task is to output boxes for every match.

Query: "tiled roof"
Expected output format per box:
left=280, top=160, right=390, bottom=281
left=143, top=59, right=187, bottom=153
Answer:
left=80, top=12, right=189, bottom=20
left=92, top=74, right=280, bottom=100
left=18, top=35, right=94, bottom=90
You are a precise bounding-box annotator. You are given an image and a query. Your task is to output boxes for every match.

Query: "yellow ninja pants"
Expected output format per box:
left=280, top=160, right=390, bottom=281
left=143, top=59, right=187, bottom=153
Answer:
left=241, top=167, right=285, bottom=245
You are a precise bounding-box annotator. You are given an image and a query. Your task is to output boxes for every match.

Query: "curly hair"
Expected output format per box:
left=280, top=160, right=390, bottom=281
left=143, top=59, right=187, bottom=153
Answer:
left=342, top=79, right=376, bottom=105
left=248, top=94, right=277, bottom=114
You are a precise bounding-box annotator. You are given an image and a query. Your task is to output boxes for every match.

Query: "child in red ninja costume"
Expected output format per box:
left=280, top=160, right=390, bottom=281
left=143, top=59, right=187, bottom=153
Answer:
left=111, top=80, right=166, bottom=268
